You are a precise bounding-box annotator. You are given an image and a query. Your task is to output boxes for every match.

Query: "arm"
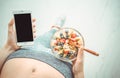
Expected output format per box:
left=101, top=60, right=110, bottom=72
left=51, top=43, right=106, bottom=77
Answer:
left=0, top=18, right=36, bottom=74
left=73, top=68, right=84, bottom=78
left=0, top=45, right=14, bottom=73
left=74, top=72, right=84, bottom=78
left=0, top=19, right=20, bottom=74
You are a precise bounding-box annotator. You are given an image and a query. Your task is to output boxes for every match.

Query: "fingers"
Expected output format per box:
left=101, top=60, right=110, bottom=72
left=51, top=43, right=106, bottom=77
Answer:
left=8, top=19, right=15, bottom=34
left=72, top=47, right=84, bottom=64
left=32, top=18, right=36, bottom=38
left=77, top=47, right=84, bottom=60
left=73, top=47, right=84, bottom=65
left=32, top=18, right=36, bottom=22
left=8, top=19, right=14, bottom=29
left=8, top=19, right=14, bottom=26
left=8, top=18, right=35, bottom=27
left=32, top=25, right=36, bottom=33
left=33, top=26, right=36, bottom=38
left=8, top=18, right=36, bottom=38
left=32, top=18, right=36, bottom=30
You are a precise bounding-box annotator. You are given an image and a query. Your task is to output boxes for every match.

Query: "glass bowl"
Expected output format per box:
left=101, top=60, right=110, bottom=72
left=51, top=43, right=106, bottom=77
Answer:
left=50, top=28, right=84, bottom=62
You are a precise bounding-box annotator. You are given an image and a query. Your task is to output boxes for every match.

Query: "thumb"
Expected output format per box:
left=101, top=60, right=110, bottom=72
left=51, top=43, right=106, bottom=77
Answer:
left=72, top=47, right=84, bottom=64
left=77, top=46, right=84, bottom=60
left=8, top=19, right=14, bottom=32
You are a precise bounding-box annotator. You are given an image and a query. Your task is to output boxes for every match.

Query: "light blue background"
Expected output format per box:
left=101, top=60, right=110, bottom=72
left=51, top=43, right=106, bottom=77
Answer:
left=0, top=0, right=120, bottom=78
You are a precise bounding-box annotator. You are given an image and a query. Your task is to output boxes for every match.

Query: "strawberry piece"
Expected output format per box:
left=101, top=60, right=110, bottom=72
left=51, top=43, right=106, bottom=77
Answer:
left=54, top=48, right=58, bottom=51
left=64, top=50, right=69, bottom=54
left=71, top=33, right=77, bottom=38
left=60, top=39, right=66, bottom=43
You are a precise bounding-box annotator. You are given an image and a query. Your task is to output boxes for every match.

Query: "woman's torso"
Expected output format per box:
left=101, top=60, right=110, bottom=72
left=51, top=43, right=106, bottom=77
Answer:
left=0, top=49, right=73, bottom=78
left=0, top=58, right=64, bottom=78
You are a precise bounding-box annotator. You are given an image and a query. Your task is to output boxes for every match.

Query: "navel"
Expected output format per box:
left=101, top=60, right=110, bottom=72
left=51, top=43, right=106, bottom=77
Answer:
left=32, top=68, right=36, bottom=73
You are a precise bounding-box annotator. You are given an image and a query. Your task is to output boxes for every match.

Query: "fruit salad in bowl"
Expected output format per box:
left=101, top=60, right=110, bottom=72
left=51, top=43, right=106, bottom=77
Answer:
left=50, top=28, right=84, bottom=61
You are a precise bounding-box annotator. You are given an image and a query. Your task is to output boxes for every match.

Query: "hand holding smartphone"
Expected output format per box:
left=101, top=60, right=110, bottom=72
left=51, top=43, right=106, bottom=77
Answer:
left=13, top=10, right=34, bottom=46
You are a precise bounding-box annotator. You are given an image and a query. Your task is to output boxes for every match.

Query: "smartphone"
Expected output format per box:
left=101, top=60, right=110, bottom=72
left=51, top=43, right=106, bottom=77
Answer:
left=13, top=10, right=34, bottom=46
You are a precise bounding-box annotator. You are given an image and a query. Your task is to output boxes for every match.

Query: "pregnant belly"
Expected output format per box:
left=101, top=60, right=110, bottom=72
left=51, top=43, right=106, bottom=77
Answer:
left=0, top=58, right=65, bottom=78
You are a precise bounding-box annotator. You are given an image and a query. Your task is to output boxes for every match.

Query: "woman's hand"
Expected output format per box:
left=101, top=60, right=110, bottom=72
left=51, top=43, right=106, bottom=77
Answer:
left=0, top=18, right=35, bottom=72
left=72, top=47, right=84, bottom=78
left=5, top=18, right=36, bottom=53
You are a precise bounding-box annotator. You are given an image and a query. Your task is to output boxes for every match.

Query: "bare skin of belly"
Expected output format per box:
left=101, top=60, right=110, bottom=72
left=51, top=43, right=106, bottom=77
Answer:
left=0, top=58, right=65, bottom=78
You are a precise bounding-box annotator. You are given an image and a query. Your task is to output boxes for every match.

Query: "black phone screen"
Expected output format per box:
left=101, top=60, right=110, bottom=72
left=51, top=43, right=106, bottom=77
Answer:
left=14, top=13, right=33, bottom=42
